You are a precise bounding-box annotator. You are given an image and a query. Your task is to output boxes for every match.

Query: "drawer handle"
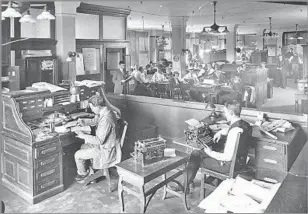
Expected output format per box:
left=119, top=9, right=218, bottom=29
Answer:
left=40, top=169, right=56, bottom=178
left=40, top=180, right=56, bottom=189
left=30, top=100, right=35, bottom=103
left=41, top=147, right=57, bottom=155
left=263, top=159, right=278, bottom=164
left=31, top=105, right=36, bottom=109
left=264, top=177, right=278, bottom=184
left=263, top=145, right=277, bottom=151
left=41, top=157, right=56, bottom=166
left=22, top=101, right=27, bottom=104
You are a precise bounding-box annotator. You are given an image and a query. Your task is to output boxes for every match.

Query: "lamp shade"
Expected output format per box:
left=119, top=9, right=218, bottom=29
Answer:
left=2, top=6, right=21, bottom=18
left=222, top=27, right=229, bottom=34
left=37, top=6, right=55, bottom=20
left=19, top=10, right=36, bottom=23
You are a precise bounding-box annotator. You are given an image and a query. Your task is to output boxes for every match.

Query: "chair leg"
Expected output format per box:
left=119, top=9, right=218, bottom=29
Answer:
left=200, top=173, right=205, bottom=201
left=104, top=168, right=112, bottom=192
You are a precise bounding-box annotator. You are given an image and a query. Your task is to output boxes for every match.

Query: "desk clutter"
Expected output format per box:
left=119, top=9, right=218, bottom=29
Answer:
left=198, top=176, right=281, bottom=213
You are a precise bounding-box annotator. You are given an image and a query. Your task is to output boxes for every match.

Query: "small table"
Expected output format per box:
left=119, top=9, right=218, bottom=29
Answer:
left=116, top=150, right=189, bottom=213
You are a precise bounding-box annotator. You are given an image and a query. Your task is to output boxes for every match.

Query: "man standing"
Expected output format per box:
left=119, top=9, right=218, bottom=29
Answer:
left=112, top=61, right=129, bottom=94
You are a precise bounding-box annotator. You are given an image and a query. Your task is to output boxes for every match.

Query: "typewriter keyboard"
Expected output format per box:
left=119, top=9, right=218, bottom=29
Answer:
left=198, top=135, right=214, bottom=147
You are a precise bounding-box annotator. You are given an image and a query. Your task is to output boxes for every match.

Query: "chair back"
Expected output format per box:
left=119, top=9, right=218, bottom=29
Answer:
left=227, top=127, right=243, bottom=178
left=117, top=119, right=128, bottom=148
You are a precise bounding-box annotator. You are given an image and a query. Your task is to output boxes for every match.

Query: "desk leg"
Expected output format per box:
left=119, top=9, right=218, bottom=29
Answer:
left=295, top=100, right=299, bottom=113
left=182, top=165, right=190, bottom=211
left=139, top=185, right=146, bottom=213
left=162, top=174, right=167, bottom=200
left=118, top=176, right=125, bottom=213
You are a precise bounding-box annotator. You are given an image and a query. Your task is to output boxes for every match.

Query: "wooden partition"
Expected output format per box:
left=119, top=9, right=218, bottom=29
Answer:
left=106, top=94, right=308, bottom=179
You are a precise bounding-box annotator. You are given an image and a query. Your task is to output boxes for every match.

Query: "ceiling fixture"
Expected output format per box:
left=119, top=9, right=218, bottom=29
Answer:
left=2, top=1, right=22, bottom=18
left=290, top=24, right=303, bottom=40
left=201, top=1, right=229, bottom=36
left=37, top=5, right=55, bottom=20
left=19, top=10, right=36, bottom=23
left=263, top=17, right=279, bottom=39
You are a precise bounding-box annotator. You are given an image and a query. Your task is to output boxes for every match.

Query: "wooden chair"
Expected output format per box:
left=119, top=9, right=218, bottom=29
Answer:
left=199, top=128, right=253, bottom=200
left=84, top=119, right=128, bottom=192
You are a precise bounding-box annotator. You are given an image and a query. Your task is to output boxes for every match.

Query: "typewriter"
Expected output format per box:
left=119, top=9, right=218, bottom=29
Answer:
left=133, top=136, right=167, bottom=166
left=184, top=119, right=214, bottom=149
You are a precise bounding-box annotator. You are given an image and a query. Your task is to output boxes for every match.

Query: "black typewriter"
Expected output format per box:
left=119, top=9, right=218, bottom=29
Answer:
left=184, top=123, right=214, bottom=149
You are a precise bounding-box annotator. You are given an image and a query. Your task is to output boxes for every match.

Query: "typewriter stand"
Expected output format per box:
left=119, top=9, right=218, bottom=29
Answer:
left=116, top=151, right=189, bottom=213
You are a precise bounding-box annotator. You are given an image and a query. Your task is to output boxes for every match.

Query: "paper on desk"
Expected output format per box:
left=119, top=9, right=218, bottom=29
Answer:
left=164, top=148, right=176, bottom=157
left=71, top=126, right=91, bottom=134
left=65, top=120, right=78, bottom=128
left=198, top=178, right=235, bottom=211
left=185, top=118, right=201, bottom=127
left=75, top=80, right=105, bottom=88
left=32, top=82, right=67, bottom=93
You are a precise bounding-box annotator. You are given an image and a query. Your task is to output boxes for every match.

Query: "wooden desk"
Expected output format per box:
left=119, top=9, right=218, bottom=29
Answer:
left=116, top=150, right=189, bottom=213
left=265, top=173, right=307, bottom=213
left=167, top=123, right=305, bottom=184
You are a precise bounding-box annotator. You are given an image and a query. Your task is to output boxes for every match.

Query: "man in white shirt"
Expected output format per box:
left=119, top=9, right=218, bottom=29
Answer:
left=151, top=67, right=166, bottom=83
left=183, top=100, right=252, bottom=192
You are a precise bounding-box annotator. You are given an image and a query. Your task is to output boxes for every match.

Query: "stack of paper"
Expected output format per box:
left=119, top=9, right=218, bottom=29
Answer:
left=32, top=82, right=67, bottom=93
left=74, top=80, right=105, bottom=88
left=198, top=176, right=281, bottom=213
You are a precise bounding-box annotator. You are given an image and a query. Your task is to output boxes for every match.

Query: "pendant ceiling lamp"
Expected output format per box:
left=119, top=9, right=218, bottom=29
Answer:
left=289, top=24, right=303, bottom=40
left=19, top=10, right=36, bottom=23
left=263, top=17, right=279, bottom=39
left=2, top=1, right=22, bottom=18
left=37, top=5, right=55, bottom=20
left=201, top=1, right=229, bottom=36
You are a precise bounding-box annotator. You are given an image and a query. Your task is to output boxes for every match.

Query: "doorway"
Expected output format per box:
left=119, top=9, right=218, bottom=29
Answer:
left=105, top=48, right=126, bottom=93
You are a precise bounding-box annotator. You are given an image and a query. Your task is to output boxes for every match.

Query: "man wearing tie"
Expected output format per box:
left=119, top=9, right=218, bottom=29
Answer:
left=112, top=61, right=129, bottom=94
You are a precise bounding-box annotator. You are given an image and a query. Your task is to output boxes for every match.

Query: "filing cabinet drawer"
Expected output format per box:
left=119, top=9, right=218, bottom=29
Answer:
left=255, top=154, right=285, bottom=171
left=35, top=143, right=61, bottom=159
left=255, top=168, right=286, bottom=184
left=35, top=154, right=60, bottom=170
left=255, top=141, right=284, bottom=154
left=35, top=166, right=60, bottom=183
left=35, top=177, right=60, bottom=195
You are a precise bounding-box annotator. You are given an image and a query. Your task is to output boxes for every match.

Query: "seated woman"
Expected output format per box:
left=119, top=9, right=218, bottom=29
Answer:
left=151, top=67, right=167, bottom=83
left=74, top=92, right=121, bottom=184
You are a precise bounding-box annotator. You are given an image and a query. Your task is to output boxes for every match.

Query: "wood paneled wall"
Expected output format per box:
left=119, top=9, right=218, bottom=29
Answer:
left=127, top=30, right=149, bottom=66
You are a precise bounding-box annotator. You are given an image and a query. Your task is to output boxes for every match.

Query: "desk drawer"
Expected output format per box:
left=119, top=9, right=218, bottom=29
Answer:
left=35, top=177, right=60, bottom=195
left=35, top=143, right=61, bottom=159
left=35, top=166, right=60, bottom=183
left=35, top=154, right=60, bottom=170
left=255, top=154, right=285, bottom=171
left=255, top=141, right=284, bottom=154
left=255, top=168, right=286, bottom=184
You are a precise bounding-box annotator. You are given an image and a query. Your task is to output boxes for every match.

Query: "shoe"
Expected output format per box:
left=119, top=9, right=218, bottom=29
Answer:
left=75, top=172, right=89, bottom=184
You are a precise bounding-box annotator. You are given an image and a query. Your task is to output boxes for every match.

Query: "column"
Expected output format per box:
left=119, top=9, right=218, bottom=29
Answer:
left=170, top=16, right=188, bottom=77
left=55, top=1, right=80, bottom=82
left=225, top=24, right=239, bottom=63
left=149, top=29, right=157, bottom=63
left=255, top=29, right=265, bottom=51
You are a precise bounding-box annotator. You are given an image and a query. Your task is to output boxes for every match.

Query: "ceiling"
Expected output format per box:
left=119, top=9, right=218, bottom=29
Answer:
left=89, top=0, right=308, bottom=34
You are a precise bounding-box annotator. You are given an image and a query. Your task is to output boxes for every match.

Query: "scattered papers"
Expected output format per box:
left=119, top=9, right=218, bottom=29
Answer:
left=54, top=126, right=69, bottom=134
left=198, top=176, right=281, bottom=213
left=32, top=82, right=67, bottom=93
left=71, top=126, right=91, bottom=134
left=185, top=118, right=202, bottom=128
left=70, top=112, right=93, bottom=120
left=64, top=120, right=78, bottom=128
left=164, top=148, right=176, bottom=157
left=74, top=80, right=105, bottom=88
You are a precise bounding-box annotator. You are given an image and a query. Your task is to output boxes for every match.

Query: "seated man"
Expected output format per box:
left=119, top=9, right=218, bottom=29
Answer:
left=151, top=67, right=166, bottom=83
left=183, top=100, right=252, bottom=191
left=74, top=95, right=121, bottom=184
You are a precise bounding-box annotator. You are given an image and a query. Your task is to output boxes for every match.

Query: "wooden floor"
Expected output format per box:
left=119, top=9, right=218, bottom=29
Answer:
left=1, top=139, right=307, bottom=213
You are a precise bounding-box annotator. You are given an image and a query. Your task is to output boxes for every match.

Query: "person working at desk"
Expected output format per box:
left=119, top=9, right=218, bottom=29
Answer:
left=151, top=67, right=167, bottom=83
left=74, top=94, right=121, bottom=184
left=183, top=100, right=252, bottom=192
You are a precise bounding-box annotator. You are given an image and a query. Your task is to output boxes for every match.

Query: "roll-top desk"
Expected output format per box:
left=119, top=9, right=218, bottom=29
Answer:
left=1, top=86, right=101, bottom=204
